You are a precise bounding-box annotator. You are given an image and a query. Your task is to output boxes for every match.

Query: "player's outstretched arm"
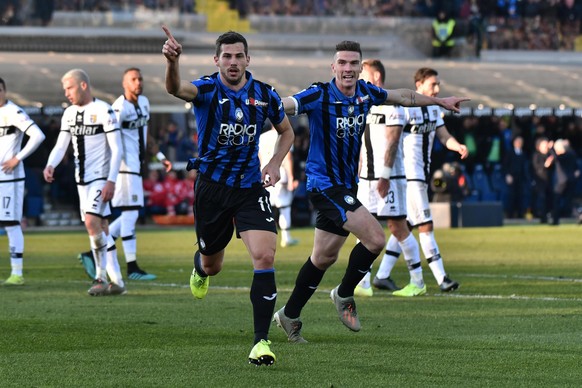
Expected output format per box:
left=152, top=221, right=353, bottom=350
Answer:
left=162, top=25, right=198, bottom=102
left=385, top=88, right=469, bottom=113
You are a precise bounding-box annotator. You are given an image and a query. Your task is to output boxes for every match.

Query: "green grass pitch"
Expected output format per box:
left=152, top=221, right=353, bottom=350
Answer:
left=1, top=225, right=581, bottom=387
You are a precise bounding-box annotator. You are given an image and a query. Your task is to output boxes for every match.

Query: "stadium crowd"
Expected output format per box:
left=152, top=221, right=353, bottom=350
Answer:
left=18, top=106, right=582, bottom=228
left=428, top=111, right=582, bottom=223
left=2, top=1, right=581, bottom=51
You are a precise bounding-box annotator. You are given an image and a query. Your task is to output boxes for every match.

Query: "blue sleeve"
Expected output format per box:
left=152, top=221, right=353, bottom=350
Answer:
left=363, top=82, right=388, bottom=105
left=192, top=77, right=215, bottom=105
left=293, top=83, right=322, bottom=115
left=268, top=88, right=286, bottom=126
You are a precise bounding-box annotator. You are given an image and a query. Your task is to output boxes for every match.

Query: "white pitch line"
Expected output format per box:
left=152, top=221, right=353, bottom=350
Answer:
left=464, top=273, right=582, bottom=283
left=65, top=274, right=582, bottom=302
left=431, top=292, right=582, bottom=302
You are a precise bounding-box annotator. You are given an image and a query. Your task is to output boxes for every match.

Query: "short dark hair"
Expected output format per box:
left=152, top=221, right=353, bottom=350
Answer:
left=362, top=59, right=385, bottom=85
left=215, top=31, right=248, bottom=56
left=0, top=77, right=5, bottom=90
left=123, top=67, right=141, bottom=75
left=335, top=41, right=362, bottom=58
left=414, top=67, right=438, bottom=85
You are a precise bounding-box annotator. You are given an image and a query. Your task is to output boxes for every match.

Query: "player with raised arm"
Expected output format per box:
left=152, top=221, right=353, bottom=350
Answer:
left=162, top=26, right=295, bottom=366
left=273, top=42, right=468, bottom=343
left=0, top=77, right=46, bottom=286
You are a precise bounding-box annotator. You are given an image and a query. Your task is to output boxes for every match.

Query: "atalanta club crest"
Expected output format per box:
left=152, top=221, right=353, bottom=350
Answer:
left=235, top=108, right=244, bottom=122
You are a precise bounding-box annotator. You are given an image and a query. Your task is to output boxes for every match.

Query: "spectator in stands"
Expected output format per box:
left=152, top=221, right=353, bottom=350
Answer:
left=177, top=131, right=198, bottom=161
left=496, top=0, right=520, bottom=18
left=143, top=169, right=166, bottom=216
left=479, top=117, right=511, bottom=170
left=159, top=120, right=181, bottom=162
left=467, top=0, right=485, bottom=57
left=531, top=136, right=552, bottom=223
left=558, top=0, right=582, bottom=50
left=162, top=169, right=182, bottom=216
left=547, top=138, right=580, bottom=225
left=503, top=135, right=529, bottom=218
left=459, top=116, right=478, bottom=172
left=0, top=0, right=22, bottom=25
left=33, top=0, right=54, bottom=26
left=432, top=9, right=457, bottom=57
left=180, top=0, right=195, bottom=13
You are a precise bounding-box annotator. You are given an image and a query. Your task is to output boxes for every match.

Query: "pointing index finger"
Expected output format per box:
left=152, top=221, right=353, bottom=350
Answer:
left=162, top=25, right=176, bottom=42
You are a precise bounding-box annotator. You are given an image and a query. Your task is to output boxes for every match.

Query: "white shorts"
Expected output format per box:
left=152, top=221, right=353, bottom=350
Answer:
left=77, top=180, right=112, bottom=221
left=406, top=180, right=431, bottom=226
left=0, top=180, right=24, bottom=222
left=357, top=178, right=407, bottom=218
left=111, top=172, right=144, bottom=208
left=266, top=182, right=294, bottom=208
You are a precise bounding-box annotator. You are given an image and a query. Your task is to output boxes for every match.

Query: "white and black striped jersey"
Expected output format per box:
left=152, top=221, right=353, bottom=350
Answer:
left=112, top=94, right=149, bottom=176
left=54, top=98, right=121, bottom=185
left=0, top=100, right=45, bottom=181
left=359, top=104, right=405, bottom=180
left=402, top=105, right=445, bottom=183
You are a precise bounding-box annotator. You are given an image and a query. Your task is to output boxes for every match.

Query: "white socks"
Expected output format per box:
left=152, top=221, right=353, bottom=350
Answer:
left=419, top=231, right=446, bottom=284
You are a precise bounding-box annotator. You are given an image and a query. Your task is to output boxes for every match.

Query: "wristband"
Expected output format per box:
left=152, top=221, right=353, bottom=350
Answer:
left=156, top=151, right=167, bottom=162
left=380, top=166, right=392, bottom=180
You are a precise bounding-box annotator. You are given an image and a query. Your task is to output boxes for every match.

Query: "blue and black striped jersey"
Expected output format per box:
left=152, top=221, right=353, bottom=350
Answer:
left=188, top=71, right=286, bottom=188
left=291, top=78, right=387, bottom=191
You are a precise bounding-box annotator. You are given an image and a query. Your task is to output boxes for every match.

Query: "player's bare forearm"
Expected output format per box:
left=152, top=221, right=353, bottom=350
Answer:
left=262, top=118, right=294, bottom=187
left=386, top=89, right=469, bottom=112
left=386, top=89, right=431, bottom=107
left=162, top=25, right=197, bottom=101
left=271, top=116, right=295, bottom=167
left=385, top=125, right=402, bottom=168
left=165, top=62, right=181, bottom=95
left=446, top=138, right=469, bottom=159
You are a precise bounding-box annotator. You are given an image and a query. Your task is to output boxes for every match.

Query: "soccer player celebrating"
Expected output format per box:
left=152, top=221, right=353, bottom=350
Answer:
left=162, top=26, right=294, bottom=366
left=0, top=77, right=46, bottom=286
left=273, top=42, right=468, bottom=343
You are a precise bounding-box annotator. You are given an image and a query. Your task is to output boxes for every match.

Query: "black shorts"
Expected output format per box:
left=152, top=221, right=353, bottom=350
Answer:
left=308, top=185, right=362, bottom=237
left=194, top=176, right=277, bottom=255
